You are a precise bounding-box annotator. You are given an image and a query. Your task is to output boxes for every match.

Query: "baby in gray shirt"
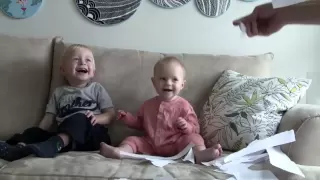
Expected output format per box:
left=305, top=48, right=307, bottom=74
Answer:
left=0, top=44, right=115, bottom=161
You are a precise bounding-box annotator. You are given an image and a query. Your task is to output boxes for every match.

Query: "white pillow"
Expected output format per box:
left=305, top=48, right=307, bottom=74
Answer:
left=200, top=70, right=311, bottom=151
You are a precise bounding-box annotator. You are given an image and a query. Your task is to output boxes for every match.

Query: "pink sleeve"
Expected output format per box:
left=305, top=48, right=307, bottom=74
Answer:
left=183, top=103, right=200, bottom=134
left=122, top=106, right=144, bottom=130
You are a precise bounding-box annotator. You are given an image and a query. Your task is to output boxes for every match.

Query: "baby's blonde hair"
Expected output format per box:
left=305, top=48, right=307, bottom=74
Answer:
left=154, top=56, right=186, bottom=78
left=60, top=44, right=93, bottom=64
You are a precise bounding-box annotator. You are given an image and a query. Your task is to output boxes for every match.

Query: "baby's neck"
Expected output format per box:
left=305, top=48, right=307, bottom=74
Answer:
left=158, top=95, right=179, bottom=102
left=68, top=80, right=89, bottom=88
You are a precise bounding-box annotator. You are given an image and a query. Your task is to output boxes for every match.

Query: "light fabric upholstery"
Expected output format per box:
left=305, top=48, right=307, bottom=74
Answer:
left=0, top=152, right=317, bottom=180
left=50, top=38, right=273, bottom=146
left=279, top=104, right=320, bottom=166
left=0, top=34, right=54, bottom=140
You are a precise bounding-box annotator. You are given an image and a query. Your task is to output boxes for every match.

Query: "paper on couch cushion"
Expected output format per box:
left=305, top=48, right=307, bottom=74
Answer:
left=224, top=130, right=295, bottom=163
left=267, top=146, right=305, bottom=177
left=119, top=143, right=195, bottom=167
left=149, top=159, right=176, bottom=167
left=201, top=130, right=303, bottom=179
left=219, top=153, right=269, bottom=171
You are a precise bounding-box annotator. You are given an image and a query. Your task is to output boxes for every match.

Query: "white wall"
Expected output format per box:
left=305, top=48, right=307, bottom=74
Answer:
left=1, top=0, right=320, bottom=101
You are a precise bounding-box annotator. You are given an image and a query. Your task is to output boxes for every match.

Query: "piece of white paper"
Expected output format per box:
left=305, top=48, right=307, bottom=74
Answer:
left=239, top=22, right=246, bottom=34
left=203, top=130, right=302, bottom=179
left=149, top=159, right=176, bottom=167
left=219, top=153, right=269, bottom=171
left=119, top=143, right=195, bottom=167
left=267, top=146, right=305, bottom=178
left=224, top=130, right=295, bottom=163
left=182, top=147, right=195, bottom=164
left=272, top=0, right=305, bottom=8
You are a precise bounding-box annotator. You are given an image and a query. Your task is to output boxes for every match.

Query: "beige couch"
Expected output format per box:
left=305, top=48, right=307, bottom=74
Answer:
left=1, top=34, right=320, bottom=180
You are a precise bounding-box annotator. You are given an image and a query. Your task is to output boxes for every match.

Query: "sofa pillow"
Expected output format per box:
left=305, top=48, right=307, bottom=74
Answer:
left=200, top=70, right=311, bottom=151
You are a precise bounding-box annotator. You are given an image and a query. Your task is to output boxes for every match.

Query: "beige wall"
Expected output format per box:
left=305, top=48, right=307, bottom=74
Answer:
left=0, top=0, right=320, bottom=102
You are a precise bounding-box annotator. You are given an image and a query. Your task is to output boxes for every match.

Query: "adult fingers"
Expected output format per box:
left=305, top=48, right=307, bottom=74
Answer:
left=245, top=21, right=253, bottom=37
left=251, top=20, right=259, bottom=37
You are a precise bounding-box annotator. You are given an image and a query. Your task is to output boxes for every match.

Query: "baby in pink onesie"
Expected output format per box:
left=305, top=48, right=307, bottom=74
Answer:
left=100, top=56, right=222, bottom=164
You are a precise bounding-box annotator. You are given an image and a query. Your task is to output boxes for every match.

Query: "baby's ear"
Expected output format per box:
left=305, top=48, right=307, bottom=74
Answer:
left=60, top=66, right=65, bottom=75
left=182, top=80, right=186, bottom=88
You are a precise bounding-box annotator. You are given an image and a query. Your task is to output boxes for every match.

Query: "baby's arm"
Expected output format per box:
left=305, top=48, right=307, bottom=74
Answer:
left=38, top=113, right=55, bottom=131
left=118, top=107, right=144, bottom=130
left=181, top=103, right=200, bottom=134
left=94, top=108, right=116, bottom=125
left=96, top=83, right=116, bottom=125
left=39, top=89, right=58, bottom=130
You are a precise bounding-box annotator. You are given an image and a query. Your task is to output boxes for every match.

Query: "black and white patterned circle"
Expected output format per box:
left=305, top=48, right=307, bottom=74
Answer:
left=75, top=0, right=142, bottom=25
left=150, top=0, right=191, bottom=9
left=196, top=0, right=231, bottom=17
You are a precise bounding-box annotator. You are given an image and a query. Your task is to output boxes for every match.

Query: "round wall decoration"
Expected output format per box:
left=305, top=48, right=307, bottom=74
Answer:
left=150, top=0, right=191, bottom=9
left=75, top=0, right=142, bottom=26
left=0, top=0, right=43, bottom=19
left=196, top=0, right=231, bottom=17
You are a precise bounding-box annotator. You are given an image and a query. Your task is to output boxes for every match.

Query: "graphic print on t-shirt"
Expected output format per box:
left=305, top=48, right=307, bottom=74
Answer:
left=56, top=94, right=98, bottom=120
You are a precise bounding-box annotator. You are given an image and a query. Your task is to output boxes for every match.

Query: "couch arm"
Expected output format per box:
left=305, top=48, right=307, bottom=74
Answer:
left=278, top=104, right=320, bottom=166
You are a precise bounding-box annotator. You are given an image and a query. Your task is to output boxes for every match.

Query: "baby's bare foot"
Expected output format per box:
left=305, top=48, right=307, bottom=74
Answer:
left=99, top=142, right=121, bottom=159
left=194, top=144, right=223, bottom=164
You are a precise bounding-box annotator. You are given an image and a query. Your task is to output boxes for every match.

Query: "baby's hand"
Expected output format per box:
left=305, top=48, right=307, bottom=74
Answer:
left=176, top=117, right=191, bottom=134
left=86, top=111, right=98, bottom=125
left=117, top=110, right=127, bottom=120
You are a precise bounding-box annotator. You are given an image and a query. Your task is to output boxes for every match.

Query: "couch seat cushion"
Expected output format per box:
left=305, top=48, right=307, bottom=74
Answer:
left=0, top=152, right=231, bottom=180
left=0, top=152, right=316, bottom=180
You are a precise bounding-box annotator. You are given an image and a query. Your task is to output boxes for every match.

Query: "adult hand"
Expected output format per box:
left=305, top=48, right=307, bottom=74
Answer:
left=233, top=3, right=286, bottom=37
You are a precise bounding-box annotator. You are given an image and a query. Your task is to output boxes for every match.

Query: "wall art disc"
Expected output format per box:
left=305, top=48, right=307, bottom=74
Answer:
left=150, top=0, right=191, bottom=9
left=0, top=0, right=43, bottom=19
left=196, top=0, right=231, bottom=17
left=75, top=0, right=142, bottom=26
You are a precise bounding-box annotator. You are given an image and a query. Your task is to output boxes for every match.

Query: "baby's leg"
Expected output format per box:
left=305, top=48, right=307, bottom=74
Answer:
left=100, top=136, right=155, bottom=159
left=0, top=127, right=55, bottom=161
left=28, top=113, right=91, bottom=158
left=177, top=134, right=222, bottom=164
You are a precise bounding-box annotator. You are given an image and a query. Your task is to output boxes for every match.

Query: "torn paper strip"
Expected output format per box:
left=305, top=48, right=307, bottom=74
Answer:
left=224, top=130, right=295, bottom=163
left=267, top=146, right=305, bottom=178
left=119, top=143, right=195, bottom=167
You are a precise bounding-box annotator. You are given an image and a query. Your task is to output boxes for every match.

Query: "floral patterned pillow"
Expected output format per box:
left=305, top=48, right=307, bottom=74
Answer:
left=200, top=70, right=311, bottom=151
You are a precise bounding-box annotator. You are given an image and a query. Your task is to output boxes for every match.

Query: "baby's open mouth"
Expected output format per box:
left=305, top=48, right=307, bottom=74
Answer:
left=76, top=68, right=88, bottom=73
left=163, top=89, right=173, bottom=92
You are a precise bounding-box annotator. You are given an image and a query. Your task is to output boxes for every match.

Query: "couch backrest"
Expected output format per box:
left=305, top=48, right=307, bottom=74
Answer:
left=0, top=34, right=54, bottom=140
left=50, top=38, right=273, bottom=145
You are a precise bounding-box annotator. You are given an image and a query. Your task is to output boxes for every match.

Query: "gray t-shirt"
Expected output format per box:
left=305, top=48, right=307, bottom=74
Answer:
left=46, top=82, right=113, bottom=123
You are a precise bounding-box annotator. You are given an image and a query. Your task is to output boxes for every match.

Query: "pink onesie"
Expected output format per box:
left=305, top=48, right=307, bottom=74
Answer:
left=120, top=96, right=205, bottom=157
